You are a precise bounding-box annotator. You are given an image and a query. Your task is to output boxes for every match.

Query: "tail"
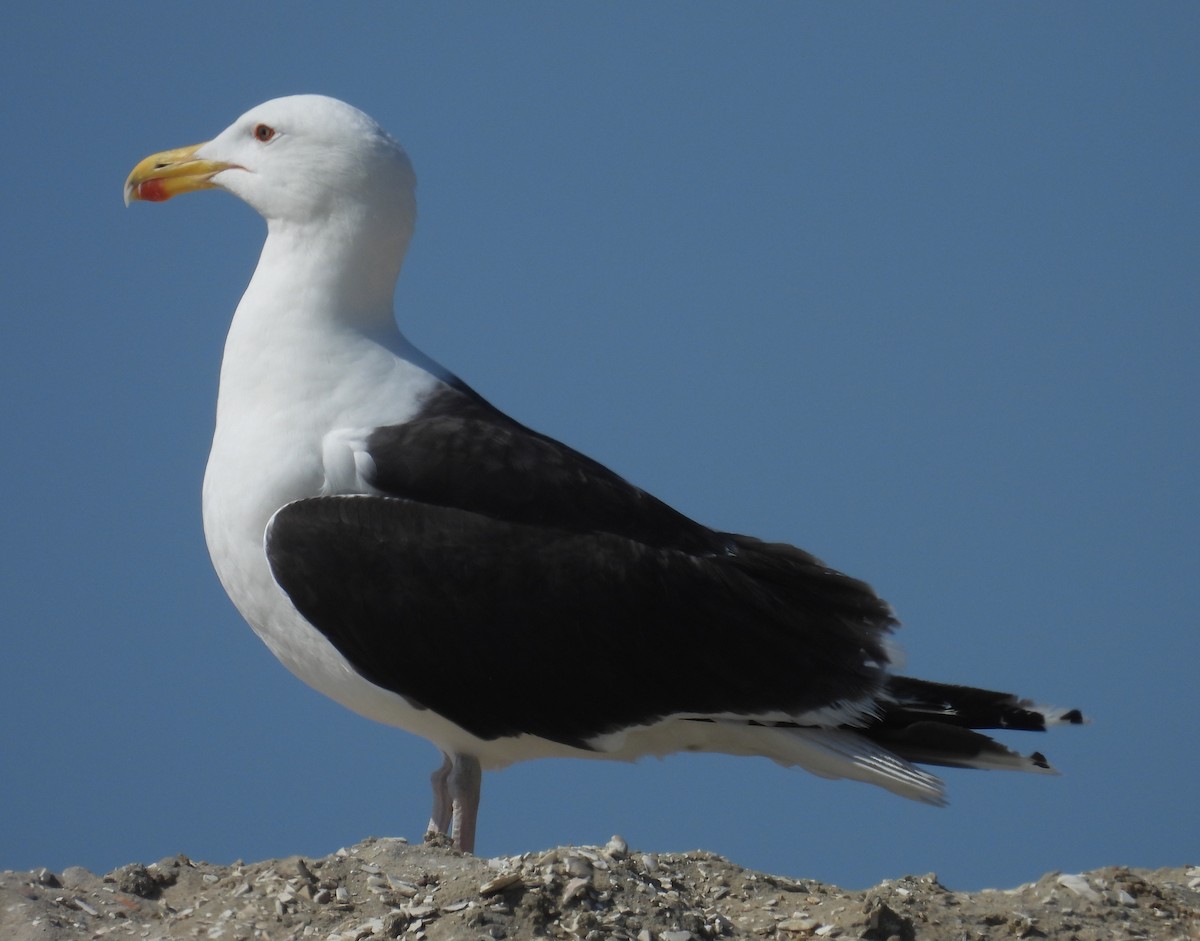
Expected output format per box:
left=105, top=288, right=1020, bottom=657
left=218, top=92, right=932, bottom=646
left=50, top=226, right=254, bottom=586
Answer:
left=696, top=678, right=1084, bottom=805
left=864, top=676, right=1086, bottom=773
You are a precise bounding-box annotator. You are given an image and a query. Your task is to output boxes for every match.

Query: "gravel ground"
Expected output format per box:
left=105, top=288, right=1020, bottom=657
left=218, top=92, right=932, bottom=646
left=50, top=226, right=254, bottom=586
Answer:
left=3, top=837, right=1196, bottom=941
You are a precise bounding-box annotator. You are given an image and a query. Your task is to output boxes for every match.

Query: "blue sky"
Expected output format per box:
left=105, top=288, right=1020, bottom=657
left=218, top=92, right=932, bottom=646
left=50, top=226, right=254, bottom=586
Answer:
left=2, top=3, right=1196, bottom=891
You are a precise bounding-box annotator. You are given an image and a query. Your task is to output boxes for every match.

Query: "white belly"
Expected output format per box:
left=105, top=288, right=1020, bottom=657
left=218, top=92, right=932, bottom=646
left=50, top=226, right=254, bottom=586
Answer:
left=198, top=326, right=587, bottom=767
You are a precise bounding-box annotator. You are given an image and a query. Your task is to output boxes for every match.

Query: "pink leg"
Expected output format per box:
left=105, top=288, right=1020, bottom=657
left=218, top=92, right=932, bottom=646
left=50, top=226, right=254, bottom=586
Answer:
left=447, top=753, right=482, bottom=853
left=425, top=753, right=454, bottom=840
left=424, top=752, right=481, bottom=852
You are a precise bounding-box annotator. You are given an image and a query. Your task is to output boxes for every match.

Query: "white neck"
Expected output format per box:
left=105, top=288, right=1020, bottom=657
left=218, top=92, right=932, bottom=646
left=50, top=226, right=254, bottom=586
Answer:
left=242, top=203, right=413, bottom=332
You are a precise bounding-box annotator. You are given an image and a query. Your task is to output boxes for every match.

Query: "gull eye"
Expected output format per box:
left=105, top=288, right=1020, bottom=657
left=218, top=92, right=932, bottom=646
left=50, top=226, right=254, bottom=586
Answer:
left=254, top=124, right=276, bottom=143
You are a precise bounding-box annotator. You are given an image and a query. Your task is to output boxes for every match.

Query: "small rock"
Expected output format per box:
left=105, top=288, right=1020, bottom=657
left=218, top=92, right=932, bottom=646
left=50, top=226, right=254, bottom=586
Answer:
left=111, top=863, right=170, bottom=899
left=32, top=867, right=61, bottom=887
left=565, top=855, right=593, bottom=878
left=381, top=911, right=409, bottom=938
left=863, top=899, right=914, bottom=941
left=59, top=866, right=98, bottom=890
left=389, top=877, right=420, bottom=897
left=661, top=931, right=694, bottom=941
left=1056, top=874, right=1102, bottom=903
left=72, top=897, right=99, bottom=916
left=605, top=835, right=629, bottom=859
left=479, top=871, right=523, bottom=896
left=353, top=918, right=384, bottom=939
left=562, top=876, right=590, bottom=904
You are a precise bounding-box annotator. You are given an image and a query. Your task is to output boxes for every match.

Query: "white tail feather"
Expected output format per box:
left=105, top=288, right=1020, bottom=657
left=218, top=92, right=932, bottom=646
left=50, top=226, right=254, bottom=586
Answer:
left=762, top=726, right=947, bottom=805
left=634, top=719, right=947, bottom=805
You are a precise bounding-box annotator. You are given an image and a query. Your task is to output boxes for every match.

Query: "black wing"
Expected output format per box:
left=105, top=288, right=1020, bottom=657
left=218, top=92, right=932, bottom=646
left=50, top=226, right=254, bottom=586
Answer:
left=266, top=382, right=896, bottom=746
left=266, top=495, right=894, bottom=747
left=363, top=384, right=727, bottom=554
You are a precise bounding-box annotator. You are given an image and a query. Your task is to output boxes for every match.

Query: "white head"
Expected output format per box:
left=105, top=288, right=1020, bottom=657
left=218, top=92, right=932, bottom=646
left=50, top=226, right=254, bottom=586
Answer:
left=126, top=96, right=419, bottom=317
left=126, top=94, right=416, bottom=235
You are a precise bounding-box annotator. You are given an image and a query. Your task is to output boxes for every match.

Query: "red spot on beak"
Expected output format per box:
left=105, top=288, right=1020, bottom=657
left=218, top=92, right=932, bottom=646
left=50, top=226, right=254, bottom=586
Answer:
left=138, top=179, right=170, bottom=202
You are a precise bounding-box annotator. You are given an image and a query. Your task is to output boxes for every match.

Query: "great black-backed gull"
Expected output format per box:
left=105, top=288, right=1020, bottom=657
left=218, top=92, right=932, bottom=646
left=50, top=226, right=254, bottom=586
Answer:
left=125, top=95, right=1083, bottom=853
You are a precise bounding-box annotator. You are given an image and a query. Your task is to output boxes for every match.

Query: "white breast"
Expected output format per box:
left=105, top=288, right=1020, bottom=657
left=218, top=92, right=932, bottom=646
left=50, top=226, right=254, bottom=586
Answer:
left=200, top=311, right=443, bottom=731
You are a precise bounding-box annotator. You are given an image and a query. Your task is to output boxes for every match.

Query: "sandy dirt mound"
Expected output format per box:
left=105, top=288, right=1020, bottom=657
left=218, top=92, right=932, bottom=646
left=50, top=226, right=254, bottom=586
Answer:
left=3, top=837, right=1196, bottom=940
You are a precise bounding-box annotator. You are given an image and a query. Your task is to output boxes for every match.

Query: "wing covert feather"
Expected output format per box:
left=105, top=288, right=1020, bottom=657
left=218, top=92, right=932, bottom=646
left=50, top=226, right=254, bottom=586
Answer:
left=266, top=495, right=895, bottom=747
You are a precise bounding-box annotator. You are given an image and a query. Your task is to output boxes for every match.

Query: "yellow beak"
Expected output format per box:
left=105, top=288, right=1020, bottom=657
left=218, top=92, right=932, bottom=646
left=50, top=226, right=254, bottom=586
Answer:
left=124, top=142, right=235, bottom=206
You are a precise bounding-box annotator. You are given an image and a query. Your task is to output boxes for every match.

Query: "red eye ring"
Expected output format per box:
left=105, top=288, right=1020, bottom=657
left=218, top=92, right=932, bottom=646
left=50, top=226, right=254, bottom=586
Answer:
left=254, top=124, right=276, bottom=142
